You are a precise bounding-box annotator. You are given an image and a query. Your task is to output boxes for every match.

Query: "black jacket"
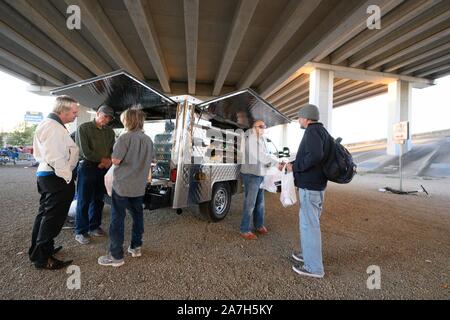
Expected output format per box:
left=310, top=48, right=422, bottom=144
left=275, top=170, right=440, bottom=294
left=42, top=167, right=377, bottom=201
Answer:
left=293, top=122, right=331, bottom=191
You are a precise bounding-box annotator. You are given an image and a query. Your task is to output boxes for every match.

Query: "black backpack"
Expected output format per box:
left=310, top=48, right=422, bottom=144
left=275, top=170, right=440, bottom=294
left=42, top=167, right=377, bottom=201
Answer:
left=322, top=134, right=357, bottom=184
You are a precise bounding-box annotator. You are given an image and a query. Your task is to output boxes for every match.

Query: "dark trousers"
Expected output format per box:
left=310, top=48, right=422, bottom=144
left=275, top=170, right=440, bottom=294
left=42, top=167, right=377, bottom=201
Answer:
left=29, top=175, right=75, bottom=266
left=109, top=190, right=144, bottom=260
left=75, top=162, right=107, bottom=235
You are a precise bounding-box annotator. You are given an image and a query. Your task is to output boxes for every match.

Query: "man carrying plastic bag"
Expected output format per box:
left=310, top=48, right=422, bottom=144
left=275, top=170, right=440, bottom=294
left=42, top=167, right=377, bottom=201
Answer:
left=286, top=104, right=332, bottom=279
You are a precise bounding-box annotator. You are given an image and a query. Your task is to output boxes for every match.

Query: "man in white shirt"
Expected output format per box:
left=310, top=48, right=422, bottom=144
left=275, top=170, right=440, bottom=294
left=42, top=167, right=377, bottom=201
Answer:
left=240, top=120, right=281, bottom=240
left=29, top=96, right=79, bottom=270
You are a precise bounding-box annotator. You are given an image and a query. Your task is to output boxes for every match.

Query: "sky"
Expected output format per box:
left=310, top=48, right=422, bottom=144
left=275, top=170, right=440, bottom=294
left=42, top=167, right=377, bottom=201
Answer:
left=0, top=70, right=449, bottom=148
left=332, top=75, right=450, bottom=144
left=0, top=71, right=54, bottom=133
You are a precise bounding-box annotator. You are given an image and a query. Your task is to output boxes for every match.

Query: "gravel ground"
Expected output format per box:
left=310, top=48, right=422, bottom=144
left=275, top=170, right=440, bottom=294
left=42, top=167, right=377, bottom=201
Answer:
left=0, top=166, right=449, bottom=300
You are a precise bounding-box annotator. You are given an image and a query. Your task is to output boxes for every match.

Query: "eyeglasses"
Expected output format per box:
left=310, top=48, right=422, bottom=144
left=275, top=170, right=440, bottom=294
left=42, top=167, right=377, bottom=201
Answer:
left=254, top=125, right=267, bottom=129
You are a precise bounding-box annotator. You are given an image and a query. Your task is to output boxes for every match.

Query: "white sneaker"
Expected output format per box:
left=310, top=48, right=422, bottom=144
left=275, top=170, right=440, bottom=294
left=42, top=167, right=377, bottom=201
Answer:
left=292, top=251, right=304, bottom=262
left=127, top=246, right=142, bottom=258
left=75, top=234, right=90, bottom=245
left=98, top=254, right=124, bottom=267
left=89, top=227, right=106, bottom=237
left=292, top=264, right=324, bottom=279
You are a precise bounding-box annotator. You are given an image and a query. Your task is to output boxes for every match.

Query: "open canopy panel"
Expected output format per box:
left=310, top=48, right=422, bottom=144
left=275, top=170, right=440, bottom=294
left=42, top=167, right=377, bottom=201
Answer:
left=51, top=70, right=291, bottom=129
left=51, top=70, right=177, bottom=125
left=196, top=89, right=291, bottom=130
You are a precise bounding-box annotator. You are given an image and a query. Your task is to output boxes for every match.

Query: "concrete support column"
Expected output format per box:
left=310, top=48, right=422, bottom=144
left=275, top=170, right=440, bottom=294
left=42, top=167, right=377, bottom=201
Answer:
left=309, top=68, right=334, bottom=131
left=387, top=80, right=412, bottom=156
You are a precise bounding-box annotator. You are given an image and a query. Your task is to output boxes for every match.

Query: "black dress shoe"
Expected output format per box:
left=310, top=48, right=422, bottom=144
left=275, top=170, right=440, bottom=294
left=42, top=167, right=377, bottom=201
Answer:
left=53, top=246, right=63, bottom=255
left=35, top=257, right=73, bottom=270
left=30, top=247, right=63, bottom=264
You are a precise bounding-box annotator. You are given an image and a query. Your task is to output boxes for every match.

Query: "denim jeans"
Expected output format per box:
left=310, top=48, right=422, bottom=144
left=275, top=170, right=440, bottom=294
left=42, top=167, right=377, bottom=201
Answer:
left=299, top=188, right=325, bottom=275
left=75, top=163, right=107, bottom=235
left=109, top=190, right=144, bottom=260
left=240, top=173, right=265, bottom=233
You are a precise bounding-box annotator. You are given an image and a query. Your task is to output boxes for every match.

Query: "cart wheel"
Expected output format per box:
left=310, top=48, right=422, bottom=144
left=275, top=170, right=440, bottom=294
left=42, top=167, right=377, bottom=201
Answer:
left=200, top=182, right=231, bottom=222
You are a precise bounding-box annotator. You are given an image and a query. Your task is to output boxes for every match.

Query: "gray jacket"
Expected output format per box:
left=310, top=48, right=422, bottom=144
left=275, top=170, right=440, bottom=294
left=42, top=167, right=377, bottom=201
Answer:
left=240, top=131, right=279, bottom=177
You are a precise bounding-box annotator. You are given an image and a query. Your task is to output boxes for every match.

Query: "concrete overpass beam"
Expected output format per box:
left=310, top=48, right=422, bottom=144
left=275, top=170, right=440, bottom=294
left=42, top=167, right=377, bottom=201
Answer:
left=268, top=74, right=309, bottom=105
left=0, top=48, right=64, bottom=86
left=124, top=0, right=171, bottom=92
left=387, top=80, right=412, bottom=155
left=275, top=83, right=309, bottom=110
left=238, top=0, right=322, bottom=90
left=184, top=0, right=199, bottom=95
left=258, top=0, right=397, bottom=97
left=0, top=21, right=84, bottom=82
left=309, top=68, right=334, bottom=131
left=6, top=0, right=110, bottom=76
left=66, top=0, right=143, bottom=79
left=213, top=0, right=259, bottom=96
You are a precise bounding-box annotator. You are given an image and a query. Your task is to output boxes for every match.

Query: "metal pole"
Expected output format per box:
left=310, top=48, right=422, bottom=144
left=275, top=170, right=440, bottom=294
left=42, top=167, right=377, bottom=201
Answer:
left=399, top=144, right=403, bottom=192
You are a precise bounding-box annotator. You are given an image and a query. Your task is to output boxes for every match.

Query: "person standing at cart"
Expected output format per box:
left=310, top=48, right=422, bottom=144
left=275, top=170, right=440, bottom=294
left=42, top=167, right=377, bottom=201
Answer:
left=98, top=107, right=154, bottom=267
left=29, top=96, right=79, bottom=269
left=240, top=120, right=282, bottom=240
left=74, top=105, right=115, bottom=245
left=286, top=104, right=332, bottom=279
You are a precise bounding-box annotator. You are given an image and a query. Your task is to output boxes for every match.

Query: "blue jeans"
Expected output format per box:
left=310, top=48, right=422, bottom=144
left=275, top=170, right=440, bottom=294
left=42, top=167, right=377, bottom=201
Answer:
left=75, top=163, right=107, bottom=235
left=299, top=188, right=325, bottom=275
left=109, top=190, right=144, bottom=260
left=240, top=174, right=265, bottom=233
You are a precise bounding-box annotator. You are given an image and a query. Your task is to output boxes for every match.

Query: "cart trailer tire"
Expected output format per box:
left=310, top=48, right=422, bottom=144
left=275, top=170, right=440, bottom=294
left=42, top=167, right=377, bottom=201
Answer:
left=199, top=182, right=231, bottom=222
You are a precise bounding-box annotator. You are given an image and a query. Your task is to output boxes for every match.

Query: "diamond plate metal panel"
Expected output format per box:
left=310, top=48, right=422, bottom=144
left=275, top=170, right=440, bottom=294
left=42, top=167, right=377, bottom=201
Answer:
left=179, top=164, right=211, bottom=205
left=211, top=164, right=241, bottom=183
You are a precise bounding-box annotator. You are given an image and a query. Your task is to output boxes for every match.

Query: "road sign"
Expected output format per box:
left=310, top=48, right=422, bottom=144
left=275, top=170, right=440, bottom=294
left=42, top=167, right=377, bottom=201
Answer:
left=24, top=111, right=43, bottom=123
left=393, top=121, right=409, bottom=144
left=393, top=121, right=410, bottom=191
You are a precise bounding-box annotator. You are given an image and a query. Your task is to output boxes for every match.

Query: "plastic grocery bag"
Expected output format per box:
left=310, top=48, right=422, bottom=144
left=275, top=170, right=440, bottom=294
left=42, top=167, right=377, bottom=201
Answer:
left=104, top=165, right=115, bottom=197
left=261, top=166, right=282, bottom=193
left=280, top=166, right=297, bottom=207
left=67, top=192, right=78, bottom=218
left=68, top=200, right=77, bottom=218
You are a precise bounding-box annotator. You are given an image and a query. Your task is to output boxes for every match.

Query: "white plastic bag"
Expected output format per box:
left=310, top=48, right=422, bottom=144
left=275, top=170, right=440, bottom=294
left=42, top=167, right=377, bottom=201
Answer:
left=280, top=167, right=297, bottom=207
left=261, top=166, right=282, bottom=193
left=104, top=165, right=115, bottom=197
left=68, top=200, right=77, bottom=218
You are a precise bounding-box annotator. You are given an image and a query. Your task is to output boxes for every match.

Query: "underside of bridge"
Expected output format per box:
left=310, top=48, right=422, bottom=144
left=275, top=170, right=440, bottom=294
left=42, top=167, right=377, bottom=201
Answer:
left=0, top=0, right=449, bottom=129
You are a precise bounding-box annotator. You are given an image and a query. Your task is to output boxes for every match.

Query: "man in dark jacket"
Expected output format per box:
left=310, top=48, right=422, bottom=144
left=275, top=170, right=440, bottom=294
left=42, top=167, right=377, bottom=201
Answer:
left=287, top=104, right=331, bottom=278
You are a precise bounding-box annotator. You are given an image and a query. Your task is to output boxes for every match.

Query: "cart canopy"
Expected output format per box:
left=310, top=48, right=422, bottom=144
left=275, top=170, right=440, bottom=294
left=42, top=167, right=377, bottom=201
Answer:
left=196, top=89, right=291, bottom=129
left=50, top=70, right=177, bottom=126
left=51, top=70, right=290, bottom=129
